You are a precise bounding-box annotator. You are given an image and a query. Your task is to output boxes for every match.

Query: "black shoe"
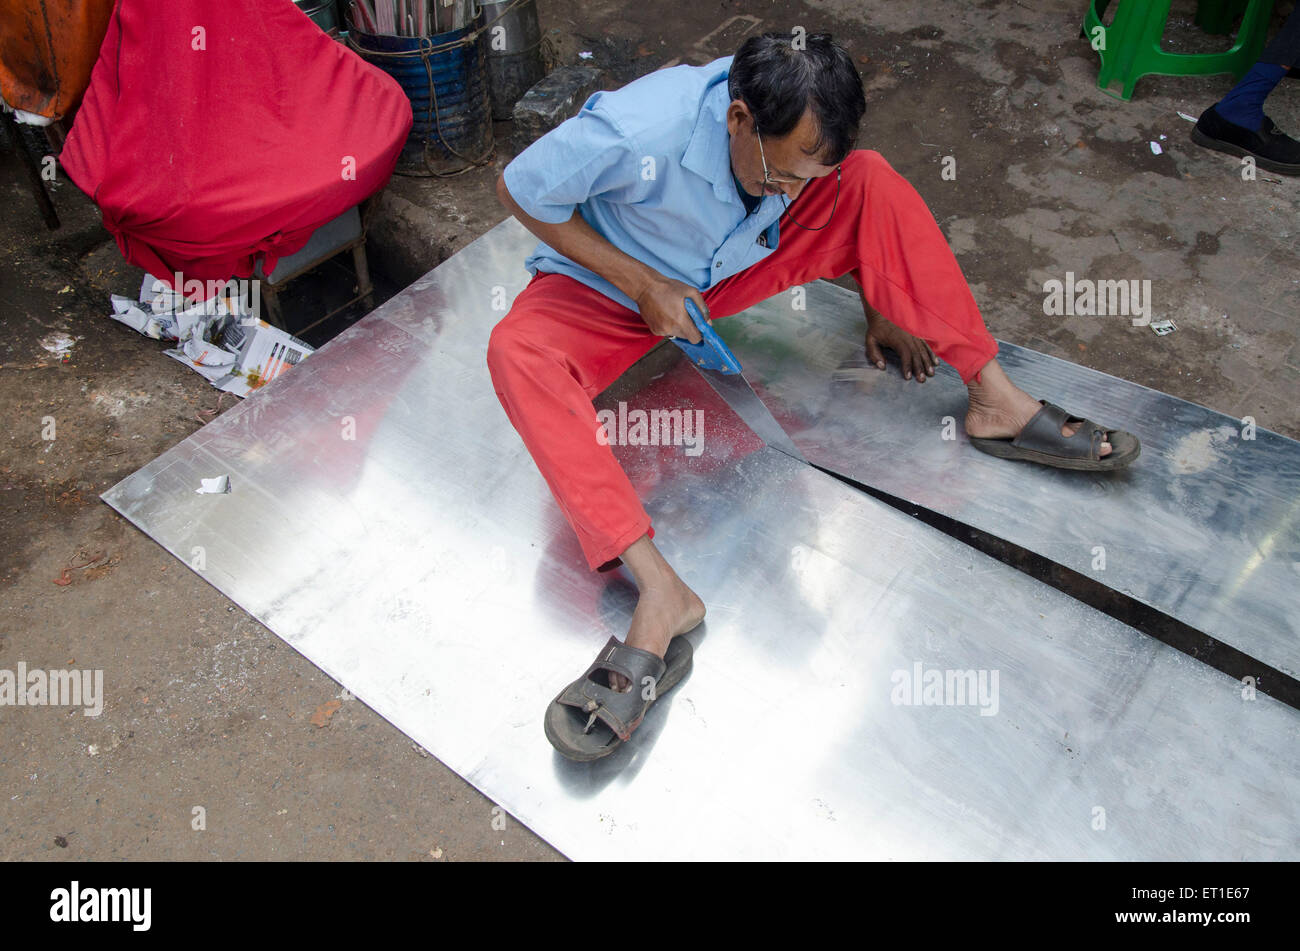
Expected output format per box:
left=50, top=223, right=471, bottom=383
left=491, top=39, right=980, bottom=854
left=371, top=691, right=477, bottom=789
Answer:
left=1191, top=105, right=1300, bottom=175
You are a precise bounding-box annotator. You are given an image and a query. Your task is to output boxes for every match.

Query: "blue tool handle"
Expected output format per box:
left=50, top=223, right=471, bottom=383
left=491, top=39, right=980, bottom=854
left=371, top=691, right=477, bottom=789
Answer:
left=671, top=299, right=743, bottom=375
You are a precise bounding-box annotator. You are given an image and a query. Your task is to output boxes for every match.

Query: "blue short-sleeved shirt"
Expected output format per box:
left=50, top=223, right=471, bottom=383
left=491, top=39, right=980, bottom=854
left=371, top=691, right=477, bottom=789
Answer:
left=502, top=56, right=784, bottom=312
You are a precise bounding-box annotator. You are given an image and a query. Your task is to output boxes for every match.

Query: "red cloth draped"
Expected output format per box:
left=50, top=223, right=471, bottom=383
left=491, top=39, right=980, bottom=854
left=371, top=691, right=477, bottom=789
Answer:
left=61, top=0, right=412, bottom=286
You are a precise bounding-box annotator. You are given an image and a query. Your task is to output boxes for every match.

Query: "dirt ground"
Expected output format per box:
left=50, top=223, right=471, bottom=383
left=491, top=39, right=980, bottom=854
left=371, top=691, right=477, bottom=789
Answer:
left=1, top=0, right=1297, bottom=861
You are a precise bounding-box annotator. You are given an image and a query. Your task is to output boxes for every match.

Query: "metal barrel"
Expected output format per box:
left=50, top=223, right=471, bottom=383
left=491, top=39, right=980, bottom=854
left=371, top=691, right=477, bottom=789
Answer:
left=348, top=13, right=494, bottom=167
left=480, top=0, right=545, bottom=120
left=295, top=0, right=341, bottom=32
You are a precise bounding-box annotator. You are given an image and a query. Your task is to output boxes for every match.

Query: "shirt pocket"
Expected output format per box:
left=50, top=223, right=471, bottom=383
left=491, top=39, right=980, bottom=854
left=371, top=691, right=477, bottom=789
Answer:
left=733, top=230, right=777, bottom=273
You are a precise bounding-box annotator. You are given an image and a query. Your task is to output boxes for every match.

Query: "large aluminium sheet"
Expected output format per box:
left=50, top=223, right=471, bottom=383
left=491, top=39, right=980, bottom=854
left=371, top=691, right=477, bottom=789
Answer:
left=102, top=221, right=1299, bottom=859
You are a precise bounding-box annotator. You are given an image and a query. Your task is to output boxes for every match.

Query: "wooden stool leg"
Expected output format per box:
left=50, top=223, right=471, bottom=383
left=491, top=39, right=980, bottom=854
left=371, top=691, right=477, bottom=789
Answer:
left=352, top=242, right=375, bottom=311
left=5, top=111, right=60, bottom=230
left=261, top=285, right=285, bottom=329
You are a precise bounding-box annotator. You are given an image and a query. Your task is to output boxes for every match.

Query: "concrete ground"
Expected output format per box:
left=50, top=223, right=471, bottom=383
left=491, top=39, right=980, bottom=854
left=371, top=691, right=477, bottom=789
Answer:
left=2, top=0, right=1297, bottom=861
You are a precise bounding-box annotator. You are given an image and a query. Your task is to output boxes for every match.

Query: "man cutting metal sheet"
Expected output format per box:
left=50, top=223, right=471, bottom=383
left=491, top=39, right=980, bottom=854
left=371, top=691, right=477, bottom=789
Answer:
left=487, top=32, right=1140, bottom=760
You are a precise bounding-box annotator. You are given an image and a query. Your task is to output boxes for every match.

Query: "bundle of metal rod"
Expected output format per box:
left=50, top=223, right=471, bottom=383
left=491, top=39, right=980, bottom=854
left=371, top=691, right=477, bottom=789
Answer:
left=349, top=0, right=473, bottom=35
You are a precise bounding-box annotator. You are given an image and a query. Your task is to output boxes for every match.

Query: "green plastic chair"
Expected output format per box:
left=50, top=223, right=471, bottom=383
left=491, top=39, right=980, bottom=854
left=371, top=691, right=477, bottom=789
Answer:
left=1083, top=0, right=1277, bottom=99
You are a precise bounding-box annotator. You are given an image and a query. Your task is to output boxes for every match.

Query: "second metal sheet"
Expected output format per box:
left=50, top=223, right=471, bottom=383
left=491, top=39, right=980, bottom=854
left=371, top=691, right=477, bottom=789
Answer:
left=712, top=280, right=1300, bottom=680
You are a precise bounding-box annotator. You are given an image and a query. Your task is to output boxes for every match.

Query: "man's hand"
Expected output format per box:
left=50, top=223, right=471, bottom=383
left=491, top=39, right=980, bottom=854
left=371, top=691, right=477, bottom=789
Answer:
left=634, top=277, right=708, bottom=343
left=865, top=312, right=937, bottom=382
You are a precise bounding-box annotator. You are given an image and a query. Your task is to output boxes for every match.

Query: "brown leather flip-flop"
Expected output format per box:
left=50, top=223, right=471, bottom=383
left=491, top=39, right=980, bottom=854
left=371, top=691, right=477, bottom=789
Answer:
left=969, top=401, right=1140, bottom=471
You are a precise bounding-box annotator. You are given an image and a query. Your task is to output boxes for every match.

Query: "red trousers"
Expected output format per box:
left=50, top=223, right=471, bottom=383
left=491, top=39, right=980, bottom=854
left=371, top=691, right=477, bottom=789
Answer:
left=487, top=150, right=999, bottom=571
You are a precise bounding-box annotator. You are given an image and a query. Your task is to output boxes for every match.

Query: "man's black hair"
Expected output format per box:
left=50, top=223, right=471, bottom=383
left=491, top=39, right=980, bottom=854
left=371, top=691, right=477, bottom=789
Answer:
left=727, top=32, right=865, bottom=165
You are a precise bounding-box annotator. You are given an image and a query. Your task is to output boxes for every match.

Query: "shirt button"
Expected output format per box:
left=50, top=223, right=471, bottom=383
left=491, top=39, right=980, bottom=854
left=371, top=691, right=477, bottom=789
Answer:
left=715, top=261, right=722, bottom=268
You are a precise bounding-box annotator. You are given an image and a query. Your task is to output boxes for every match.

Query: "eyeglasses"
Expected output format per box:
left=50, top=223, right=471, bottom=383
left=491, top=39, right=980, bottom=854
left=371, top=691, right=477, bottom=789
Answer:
left=755, top=126, right=841, bottom=232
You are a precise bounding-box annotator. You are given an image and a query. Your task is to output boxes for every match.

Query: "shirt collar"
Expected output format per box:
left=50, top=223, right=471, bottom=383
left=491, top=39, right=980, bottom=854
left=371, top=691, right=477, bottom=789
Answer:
left=682, top=78, right=742, bottom=205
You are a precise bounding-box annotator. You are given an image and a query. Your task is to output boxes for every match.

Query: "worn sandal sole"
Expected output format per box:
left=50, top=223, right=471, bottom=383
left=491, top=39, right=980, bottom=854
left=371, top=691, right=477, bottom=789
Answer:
left=544, top=636, right=694, bottom=762
left=969, top=429, right=1140, bottom=471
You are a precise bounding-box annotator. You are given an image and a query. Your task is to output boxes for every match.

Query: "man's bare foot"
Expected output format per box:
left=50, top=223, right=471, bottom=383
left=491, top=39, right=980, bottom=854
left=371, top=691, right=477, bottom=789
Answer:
left=964, top=359, right=1112, bottom=457
left=606, top=535, right=706, bottom=692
